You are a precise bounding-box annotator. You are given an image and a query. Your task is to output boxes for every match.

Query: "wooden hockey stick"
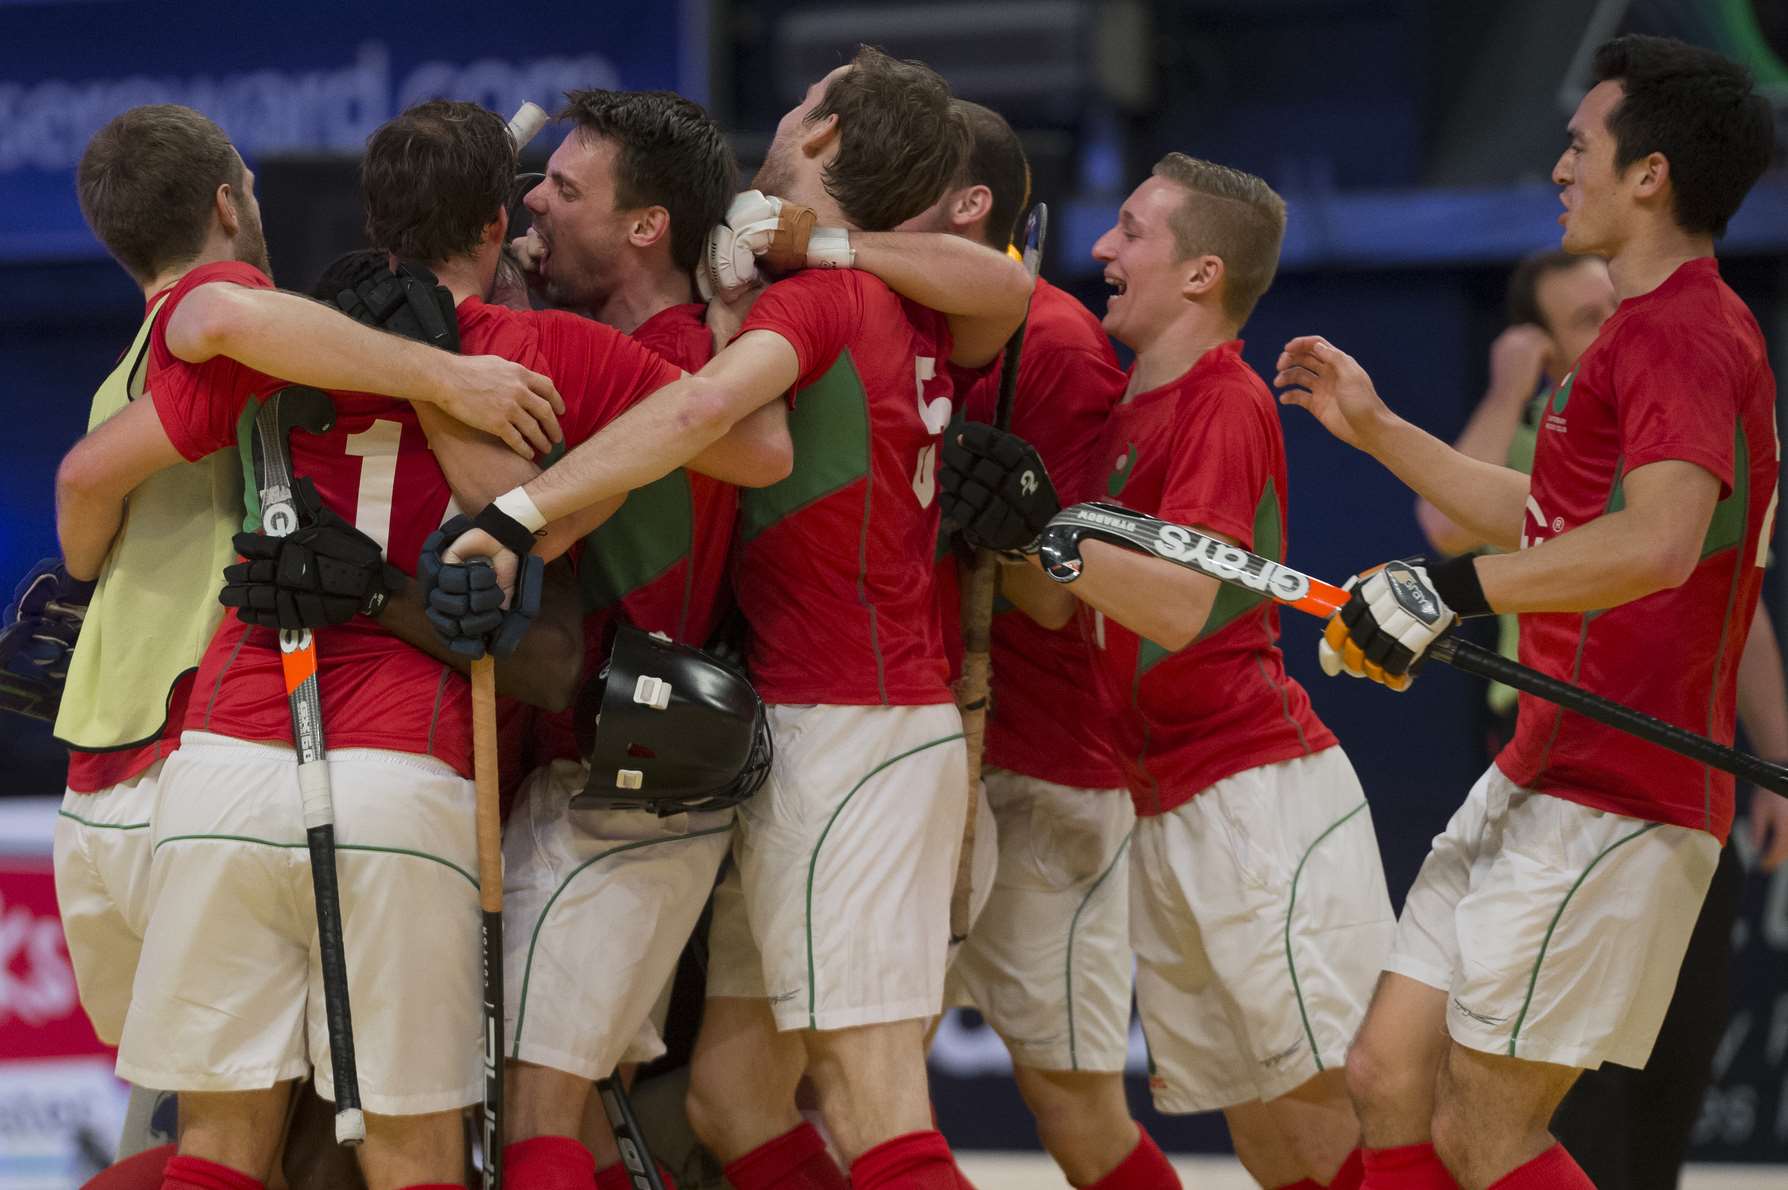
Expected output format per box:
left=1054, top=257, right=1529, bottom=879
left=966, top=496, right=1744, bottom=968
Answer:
left=951, top=203, right=1048, bottom=942
left=1040, top=502, right=1788, bottom=799
left=250, top=386, right=365, bottom=1145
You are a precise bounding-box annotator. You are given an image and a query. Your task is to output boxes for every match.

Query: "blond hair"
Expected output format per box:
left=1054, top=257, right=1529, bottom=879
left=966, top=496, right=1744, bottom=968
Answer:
left=1150, top=153, right=1286, bottom=325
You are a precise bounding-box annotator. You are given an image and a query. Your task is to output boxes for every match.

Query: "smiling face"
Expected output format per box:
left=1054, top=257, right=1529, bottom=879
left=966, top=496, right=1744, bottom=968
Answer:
left=1553, top=80, right=1641, bottom=258
left=1089, top=176, right=1200, bottom=351
left=523, top=132, right=636, bottom=309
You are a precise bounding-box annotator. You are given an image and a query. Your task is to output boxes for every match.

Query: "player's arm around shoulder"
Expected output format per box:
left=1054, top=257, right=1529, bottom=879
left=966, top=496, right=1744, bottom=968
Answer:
left=1047, top=533, right=1225, bottom=652
left=847, top=231, right=1032, bottom=366
left=55, top=397, right=186, bottom=581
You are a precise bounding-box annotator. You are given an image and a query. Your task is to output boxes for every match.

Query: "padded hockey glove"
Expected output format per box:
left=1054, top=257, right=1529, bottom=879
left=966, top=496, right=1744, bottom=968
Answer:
left=940, top=423, right=1061, bottom=554
left=0, top=558, right=95, bottom=683
left=418, top=514, right=544, bottom=659
left=220, top=490, right=400, bottom=629
left=331, top=261, right=461, bottom=352
left=1319, top=556, right=1489, bottom=691
left=698, top=191, right=847, bottom=300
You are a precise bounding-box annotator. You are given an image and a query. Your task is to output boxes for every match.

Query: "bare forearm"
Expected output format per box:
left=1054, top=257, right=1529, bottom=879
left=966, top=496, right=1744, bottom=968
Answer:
left=1474, top=511, right=1685, bottom=613
left=184, top=286, right=453, bottom=405
left=1737, top=609, right=1788, bottom=756
left=1360, top=413, right=1531, bottom=551
left=55, top=484, right=124, bottom=582
left=1057, top=541, right=1219, bottom=652
left=999, top=557, right=1077, bottom=629
left=688, top=399, right=793, bottom=487
left=849, top=232, right=1030, bottom=318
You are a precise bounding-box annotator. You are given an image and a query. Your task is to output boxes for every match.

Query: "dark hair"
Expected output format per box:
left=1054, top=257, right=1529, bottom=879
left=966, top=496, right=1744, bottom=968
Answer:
left=1591, top=34, right=1774, bottom=237
left=76, top=104, right=245, bottom=284
left=808, top=44, right=970, bottom=231
left=1505, top=249, right=1588, bottom=331
left=557, top=89, right=736, bottom=275
left=952, top=100, right=1029, bottom=251
left=1150, top=154, right=1286, bottom=326
left=363, top=100, right=514, bottom=262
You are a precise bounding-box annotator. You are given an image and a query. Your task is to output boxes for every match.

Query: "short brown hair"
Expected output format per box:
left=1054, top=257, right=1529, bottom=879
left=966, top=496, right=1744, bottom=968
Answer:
left=1150, top=154, right=1287, bottom=326
left=1505, top=249, right=1584, bottom=332
left=76, top=104, right=244, bottom=285
left=559, top=89, right=737, bottom=275
left=808, top=45, right=970, bottom=231
left=953, top=100, right=1029, bottom=251
left=363, top=100, right=514, bottom=263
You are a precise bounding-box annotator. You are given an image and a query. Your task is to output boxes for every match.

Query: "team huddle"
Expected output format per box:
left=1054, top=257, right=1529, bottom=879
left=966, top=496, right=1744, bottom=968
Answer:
left=13, top=27, right=1778, bottom=1190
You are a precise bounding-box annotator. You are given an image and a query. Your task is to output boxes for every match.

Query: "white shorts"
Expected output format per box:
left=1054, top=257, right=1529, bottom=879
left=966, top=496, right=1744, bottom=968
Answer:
left=53, top=764, right=161, bottom=1047
left=1389, top=764, right=1721, bottom=1070
left=1130, top=747, right=1393, bottom=1114
left=945, top=771, right=1134, bottom=1073
left=116, top=732, right=483, bottom=1116
left=706, top=703, right=968, bottom=1031
left=504, top=759, right=733, bottom=1081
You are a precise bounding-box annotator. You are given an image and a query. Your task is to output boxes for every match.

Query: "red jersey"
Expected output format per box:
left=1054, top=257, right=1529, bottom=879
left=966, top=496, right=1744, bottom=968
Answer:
left=936, top=278, right=1127, bottom=788
left=734, top=270, right=957, bottom=705
left=1087, top=341, right=1336, bottom=816
left=64, top=263, right=268, bottom=792
left=156, top=292, right=678, bottom=777
left=1498, top=258, right=1778, bottom=841
left=534, top=302, right=737, bottom=764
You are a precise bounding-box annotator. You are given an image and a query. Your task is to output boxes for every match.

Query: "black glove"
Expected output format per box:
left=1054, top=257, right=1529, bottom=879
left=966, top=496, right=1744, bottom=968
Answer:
left=940, top=423, right=1060, bottom=553
left=0, top=558, right=95, bottom=684
left=418, top=515, right=545, bottom=659
left=331, top=261, right=460, bottom=352
left=220, top=500, right=401, bottom=630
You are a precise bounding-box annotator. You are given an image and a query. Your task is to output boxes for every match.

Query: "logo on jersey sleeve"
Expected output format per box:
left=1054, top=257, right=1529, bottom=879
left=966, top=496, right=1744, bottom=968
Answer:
left=1107, top=443, right=1137, bottom=496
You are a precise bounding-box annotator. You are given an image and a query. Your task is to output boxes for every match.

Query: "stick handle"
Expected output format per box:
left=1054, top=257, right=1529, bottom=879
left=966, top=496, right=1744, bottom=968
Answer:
left=471, top=658, right=502, bottom=912
left=1428, top=636, right=1788, bottom=797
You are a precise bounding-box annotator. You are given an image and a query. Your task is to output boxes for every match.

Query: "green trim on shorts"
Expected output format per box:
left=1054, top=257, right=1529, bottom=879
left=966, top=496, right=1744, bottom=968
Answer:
left=1508, top=821, right=1662, bottom=1057
left=1284, top=799, right=1370, bottom=1073
left=153, top=832, right=479, bottom=887
left=510, top=824, right=734, bottom=1058
left=804, top=731, right=966, bottom=1030
left=57, top=810, right=151, bottom=831
left=1065, top=827, right=1133, bottom=1071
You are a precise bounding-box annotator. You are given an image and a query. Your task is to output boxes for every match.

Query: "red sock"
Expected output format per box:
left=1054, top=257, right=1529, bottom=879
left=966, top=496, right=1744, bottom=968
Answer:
left=503, top=1135, right=596, bottom=1190
left=1080, top=1126, right=1181, bottom=1189
left=849, top=1130, right=961, bottom=1190
left=1361, top=1144, right=1457, bottom=1190
left=723, top=1121, right=849, bottom=1190
left=1486, top=1144, right=1592, bottom=1190
left=1328, top=1149, right=1366, bottom=1190
left=595, top=1162, right=679, bottom=1190
left=158, top=1155, right=263, bottom=1190
left=83, top=1144, right=176, bottom=1189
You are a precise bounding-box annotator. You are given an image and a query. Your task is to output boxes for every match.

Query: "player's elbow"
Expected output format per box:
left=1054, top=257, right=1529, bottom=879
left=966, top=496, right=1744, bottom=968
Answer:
left=676, top=376, right=745, bottom=445
left=1640, top=538, right=1702, bottom=594
left=735, top=422, right=794, bottom=488
left=1415, top=498, right=1481, bottom=558
left=55, top=439, right=107, bottom=507
left=165, top=283, right=252, bottom=363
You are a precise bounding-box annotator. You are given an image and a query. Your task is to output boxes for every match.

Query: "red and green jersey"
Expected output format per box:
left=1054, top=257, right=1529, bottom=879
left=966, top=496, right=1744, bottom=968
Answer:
left=938, top=277, right=1127, bottom=788
left=1499, top=257, right=1778, bottom=841
left=534, top=302, right=738, bottom=764
left=1086, top=341, right=1335, bottom=816
left=734, top=269, right=957, bottom=705
left=155, top=292, right=678, bottom=777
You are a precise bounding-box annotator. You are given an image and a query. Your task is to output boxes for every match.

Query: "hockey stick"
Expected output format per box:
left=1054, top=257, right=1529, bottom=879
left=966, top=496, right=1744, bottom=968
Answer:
left=1039, top=502, right=1788, bottom=799
left=249, top=386, right=365, bottom=1144
left=471, top=655, right=504, bottom=1189
left=473, top=100, right=550, bottom=1190
left=594, top=1075, right=667, bottom=1190
left=951, top=204, right=1048, bottom=943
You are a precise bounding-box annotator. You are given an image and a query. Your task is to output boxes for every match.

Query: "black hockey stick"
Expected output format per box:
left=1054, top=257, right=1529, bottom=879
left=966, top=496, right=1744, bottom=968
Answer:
left=1038, top=502, right=1788, bottom=799
left=595, top=1075, right=666, bottom=1190
left=249, top=386, right=365, bottom=1143
left=952, top=202, right=1048, bottom=941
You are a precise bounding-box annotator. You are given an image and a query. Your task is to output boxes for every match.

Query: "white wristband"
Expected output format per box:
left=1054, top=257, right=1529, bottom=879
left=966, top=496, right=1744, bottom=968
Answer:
left=494, top=485, right=547, bottom=534
left=807, top=227, right=854, bottom=270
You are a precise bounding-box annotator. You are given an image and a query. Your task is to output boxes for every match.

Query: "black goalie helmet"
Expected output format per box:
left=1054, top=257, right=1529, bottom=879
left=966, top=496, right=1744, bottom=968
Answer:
left=571, top=625, right=772, bottom=815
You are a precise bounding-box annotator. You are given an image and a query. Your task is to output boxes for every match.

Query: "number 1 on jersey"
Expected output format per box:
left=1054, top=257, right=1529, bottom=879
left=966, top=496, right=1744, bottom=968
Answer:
left=345, top=420, right=402, bottom=554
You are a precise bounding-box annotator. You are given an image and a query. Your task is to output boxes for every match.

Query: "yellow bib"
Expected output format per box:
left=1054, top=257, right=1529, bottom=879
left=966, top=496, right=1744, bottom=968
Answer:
left=54, top=294, right=245, bottom=752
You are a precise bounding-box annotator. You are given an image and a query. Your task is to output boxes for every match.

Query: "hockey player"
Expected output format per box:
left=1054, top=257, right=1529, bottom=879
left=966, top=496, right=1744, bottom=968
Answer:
left=1275, top=35, right=1777, bottom=1190
left=943, top=155, right=1394, bottom=1190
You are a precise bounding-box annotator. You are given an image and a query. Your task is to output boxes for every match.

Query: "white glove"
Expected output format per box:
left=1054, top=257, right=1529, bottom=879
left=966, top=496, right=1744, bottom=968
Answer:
left=1318, top=561, right=1457, bottom=692
left=698, top=191, right=783, bottom=301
